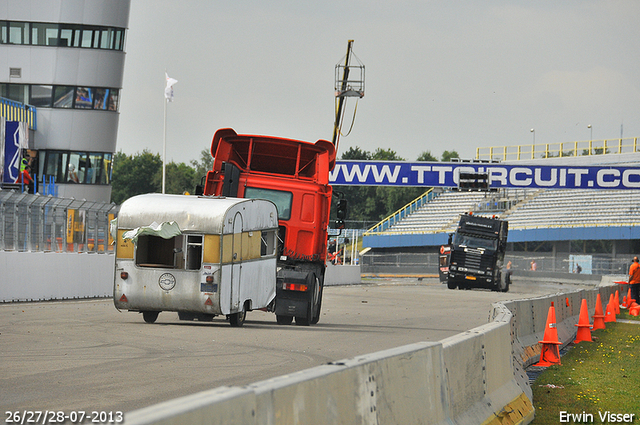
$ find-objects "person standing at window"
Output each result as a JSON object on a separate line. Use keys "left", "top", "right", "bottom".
{"left": 68, "top": 163, "right": 80, "bottom": 183}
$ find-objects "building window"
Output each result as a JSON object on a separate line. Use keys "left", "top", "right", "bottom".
{"left": 0, "top": 83, "right": 28, "bottom": 103}
{"left": 31, "top": 22, "right": 60, "bottom": 46}
{"left": 1, "top": 83, "right": 120, "bottom": 112}
{"left": 30, "top": 85, "right": 53, "bottom": 107}
{"left": 40, "top": 150, "right": 113, "bottom": 185}
{"left": 1, "top": 20, "right": 125, "bottom": 51}
{"left": 8, "top": 21, "right": 29, "bottom": 44}
{"left": 107, "top": 89, "right": 119, "bottom": 111}
{"left": 40, "top": 151, "right": 69, "bottom": 183}
{"left": 75, "top": 87, "right": 93, "bottom": 109}
{"left": 52, "top": 86, "right": 74, "bottom": 108}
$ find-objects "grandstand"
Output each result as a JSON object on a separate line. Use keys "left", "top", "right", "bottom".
{"left": 365, "top": 188, "right": 640, "bottom": 235}
{"left": 361, "top": 147, "right": 640, "bottom": 276}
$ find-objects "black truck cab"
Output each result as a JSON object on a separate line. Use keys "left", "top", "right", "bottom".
{"left": 440, "top": 213, "right": 509, "bottom": 292}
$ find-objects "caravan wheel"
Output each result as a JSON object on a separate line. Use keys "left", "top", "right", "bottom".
{"left": 142, "top": 311, "right": 159, "bottom": 324}
{"left": 229, "top": 309, "right": 246, "bottom": 327}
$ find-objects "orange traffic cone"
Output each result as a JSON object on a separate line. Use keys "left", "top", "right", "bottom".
{"left": 535, "top": 302, "right": 562, "bottom": 367}
{"left": 574, "top": 299, "right": 592, "bottom": 343}
{"left": 625, "top": 288, "right": 632, "bottom": 308}
{"left": 566, "top": 297, "right": 570, "bottom": 307}
{"left": 630, "top": 304, "right": 640, "bottom": 316}
{"left": 592, "top": 294, "right": 606, "bottom": 330}
{"left": 604, "top": 294, "right": 617, "bottom": 323}
{"left": 614, "top": 290, "right": 620, "bottom": 315}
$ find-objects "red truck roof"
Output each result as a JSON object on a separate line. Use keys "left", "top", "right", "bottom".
{"left": 210, "top": 128, "right": 336, "bottom": 181}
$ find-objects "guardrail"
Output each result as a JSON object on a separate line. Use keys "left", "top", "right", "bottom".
{"left": 364, "top": 188, "right": 436, "bottom": 236}
{"left": 476, "top": 138, "right": 639, "bottom": 162}
{"left": 122, "top": 279, "right": 619, "bottom": 425}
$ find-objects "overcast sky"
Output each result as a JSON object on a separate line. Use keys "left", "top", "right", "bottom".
{"left": 116, "top": 1, "right": 640, "bottom": 165}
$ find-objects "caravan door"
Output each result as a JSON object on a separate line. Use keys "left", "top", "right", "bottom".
{"left": 230, "top": 212, "right": 243, "bottom": 312}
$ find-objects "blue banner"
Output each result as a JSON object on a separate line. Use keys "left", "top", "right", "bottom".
{"left": 329, "top": 161, "right": 640, "bottom": 190}
{"left": 3, "top": 121, "right": 21, "bottom": 183}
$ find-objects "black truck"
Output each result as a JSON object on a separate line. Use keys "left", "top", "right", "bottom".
{"left": 439, "top": 212, "right": 509, "bottom": 292}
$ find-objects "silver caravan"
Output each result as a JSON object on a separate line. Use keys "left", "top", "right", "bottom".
{"left": 113, "top": 194, "right": 278, "bottom": 326}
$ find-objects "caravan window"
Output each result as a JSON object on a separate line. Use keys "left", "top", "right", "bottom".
{"left": 135, "top": 234, "right": 203, "bottom": 270}
{"left": 136, "top": 235, "right": 183, "bottom": 268}
{"left": 186, "top": 235, "right": 203, "bottom": 270}
{"left": 261, "top": 230, "right": 277, "bottom": 256}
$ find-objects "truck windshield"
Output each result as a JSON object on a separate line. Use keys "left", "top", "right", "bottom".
{"left": 244, "top": 187, "right": 293, "bottom": 220}
{"left": 454, "top": 233, "right": 497, "bottom": 250}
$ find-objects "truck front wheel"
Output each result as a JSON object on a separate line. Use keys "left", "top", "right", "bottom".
{"left": 495, "top": 273, "right": 509, "bottom": 293}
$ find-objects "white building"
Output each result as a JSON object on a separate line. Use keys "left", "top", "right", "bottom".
{"left": 1, "top": 0, "right": 131, "bottom": 202}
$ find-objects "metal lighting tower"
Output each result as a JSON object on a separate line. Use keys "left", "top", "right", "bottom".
{"left": 332, "top": 40, "right": 365, "bottom": 148}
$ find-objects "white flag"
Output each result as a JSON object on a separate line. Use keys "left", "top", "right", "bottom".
{"left": 165, "top": 72, "right": 178, "bottom": 101}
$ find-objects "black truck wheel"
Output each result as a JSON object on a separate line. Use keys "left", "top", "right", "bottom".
{"left": 310, "top": 276, "right": 323, "bottom": 325}
{"left": 296, "top": 274, "right": 320, "bottom": 326}
{"left": 276, "top": 315, "right": 293, "bottom": 325}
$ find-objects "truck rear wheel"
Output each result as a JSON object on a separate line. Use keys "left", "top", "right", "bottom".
{"left": 296, "top": 274, "right": 320, "bottom": 326}
{"left": 310, "top": 276, "right": 323, "bottom": 325}
{"left": 276, "top": 315, "right": 293, "bottom": 325}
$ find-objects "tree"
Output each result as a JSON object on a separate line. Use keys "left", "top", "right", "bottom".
{"left": 190, "top": 148, "right": 214, "bottom": 184}
{"left": 162, "top": 162, "right": 198, "bottom": 195}
{"left": 417, "top": 150, "right": 437, "bottom": 162}
{"left": 111, "top": 150, "right": 162, "bottom": 204}
{"left": 441, "top": 150, "right": 459, "bottom": 162}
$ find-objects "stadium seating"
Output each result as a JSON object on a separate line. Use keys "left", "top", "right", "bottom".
{"left": 379, "top": 189, "right": 640, "bottom": 234}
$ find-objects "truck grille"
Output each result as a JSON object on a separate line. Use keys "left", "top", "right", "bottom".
{"left": 451, "top": 249, "right": 493, "bottom": 272}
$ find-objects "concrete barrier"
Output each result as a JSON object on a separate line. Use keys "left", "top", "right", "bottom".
{"left": 1, "top": 254, "right": 357, "bottom": 303}
{"left": 324, "top": 263, "right": 361, "bottom": 286}
{"left": 0, "top": 251, "right": 114, "bottom": 302}
{"left": 122, "top": 282, "right": 620, "bottom": 425}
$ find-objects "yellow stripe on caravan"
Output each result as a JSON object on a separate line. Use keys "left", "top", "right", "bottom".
{"left": 242, "top": 230, "right": 262, "bottom": 261}
{"left": 203, "top": 234, "right": 220, "bottom": 263}
{"left": 218, "top": 231, "right": 262, "bottom": 264}
{"left": 221, "top": 234, "right": 234, "bottom": 263}
{"left": 116, "top": 229, "right": 134, "bottom": 259}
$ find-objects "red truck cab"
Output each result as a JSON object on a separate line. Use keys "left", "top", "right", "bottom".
{"left": 203, "top": 128, "right": 336, "bottom": 325}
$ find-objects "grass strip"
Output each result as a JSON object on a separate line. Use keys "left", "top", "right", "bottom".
{"left": 531, "top": 309, "right": 640, "bottom": 424}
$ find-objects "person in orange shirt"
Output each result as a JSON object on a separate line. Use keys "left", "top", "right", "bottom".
{"left": 628, "top": 256, "right": 640, "bottom": 305}
{"left": 15, "top": 165, "right": 34, "bottom": 193}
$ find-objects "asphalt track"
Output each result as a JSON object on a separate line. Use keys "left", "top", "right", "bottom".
{"left": 0, "top": 277, "right": 596, "bottom": 415}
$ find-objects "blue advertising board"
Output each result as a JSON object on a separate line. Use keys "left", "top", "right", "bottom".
{"left": 329, "top": 161, "right": 640, "bottom": 190}
{"left": 3, "top": 121, "right": 22, "bottom": 183}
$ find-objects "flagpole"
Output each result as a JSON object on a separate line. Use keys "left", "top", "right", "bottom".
{"left": 163, "top": 72, "right": 177, "bottom": 194}
{"left": 162, "top": 94, "right": 167, "bottom": 194}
